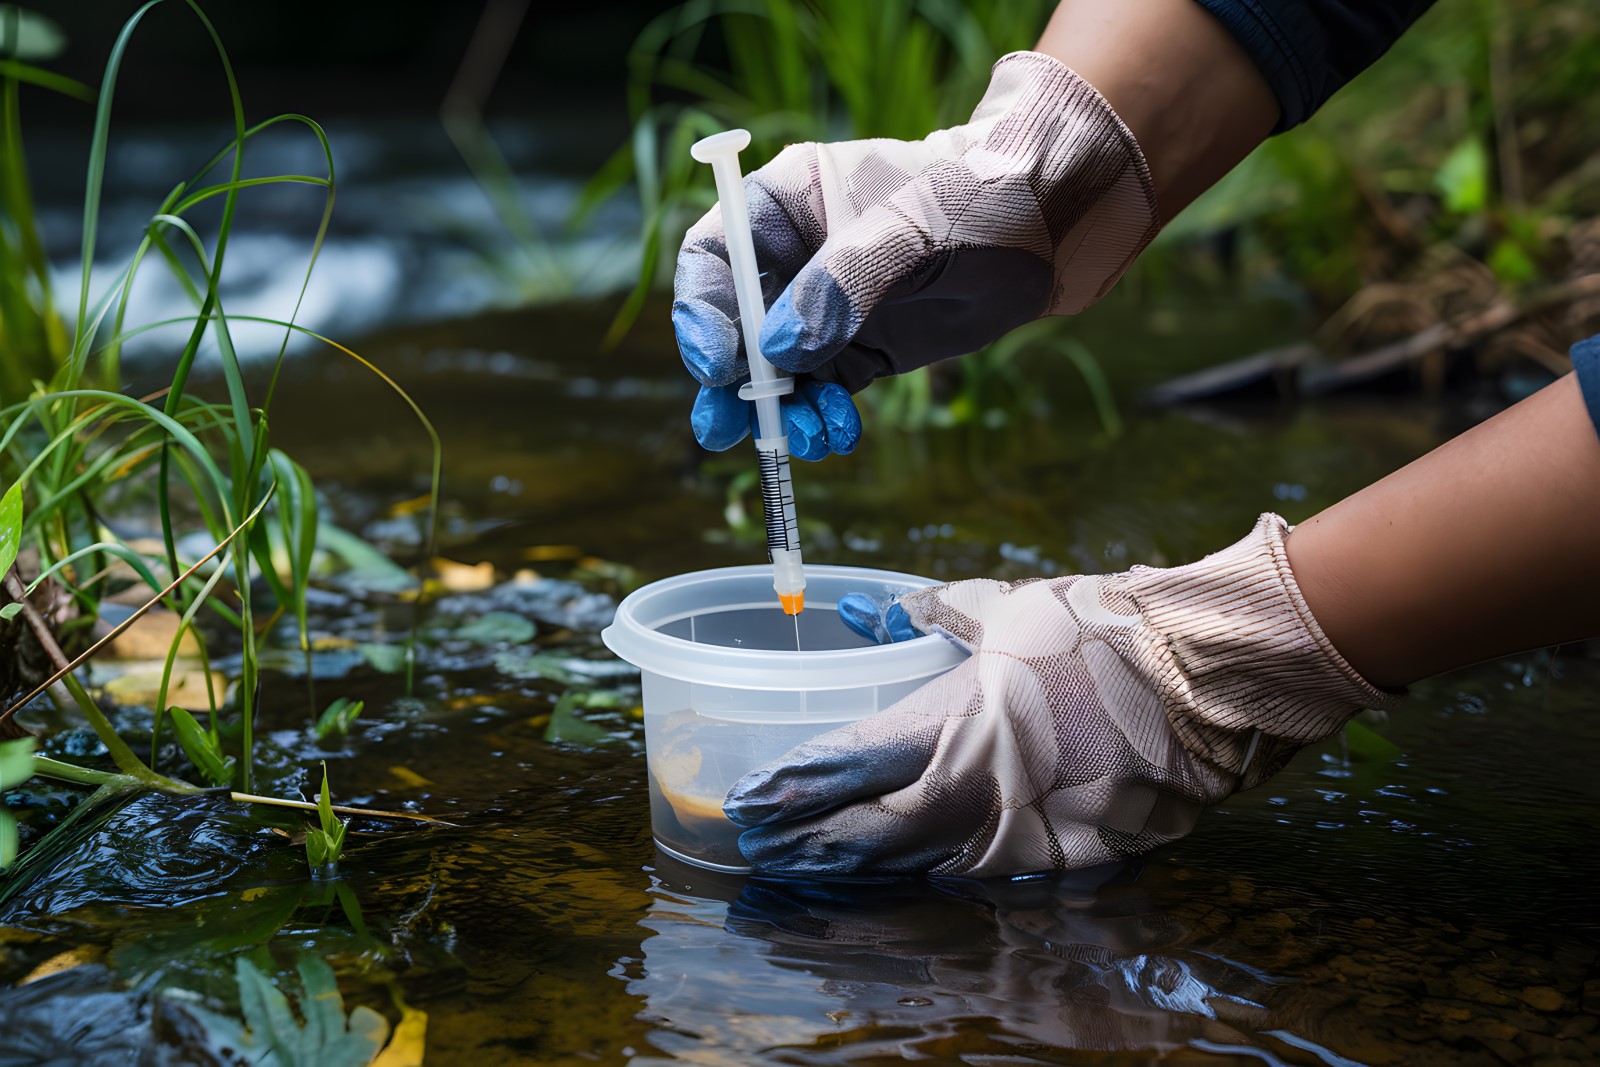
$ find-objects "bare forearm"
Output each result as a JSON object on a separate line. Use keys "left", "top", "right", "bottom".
{"left": 1034, "top": 0, "right": 1279, "bottom": 222}
{"left": 1288, "top": 374, "right": 1600, "bottom": 689}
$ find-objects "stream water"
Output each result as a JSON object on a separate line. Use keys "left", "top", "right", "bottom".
{"left": 1, "top": 298, "right": 1596, "bottom": 1065}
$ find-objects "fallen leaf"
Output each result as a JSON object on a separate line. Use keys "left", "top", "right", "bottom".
{"left": 370, "top": 1005, "right": 428, "bottom": 1067}
{"left": 20, "top": 945, "right": 102, "bottom": 985}
{"left": 389, "top": 765, "right": 433, "bottom": 789}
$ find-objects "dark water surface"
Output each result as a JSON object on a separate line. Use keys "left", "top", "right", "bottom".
{"left": 2, "top": 300, "right": 1596, "bottom": 1065}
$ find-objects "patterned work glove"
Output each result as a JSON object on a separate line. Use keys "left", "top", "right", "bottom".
{"left": 724, "top": 515, "right": 1401, "bottom": 877}
{"left": 674, "top": 50, "right": 1159, "bottom": 460}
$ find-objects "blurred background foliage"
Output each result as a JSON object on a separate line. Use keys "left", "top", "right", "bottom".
{"left": 589, "top": 0, "right": 1600, "bottom": 428}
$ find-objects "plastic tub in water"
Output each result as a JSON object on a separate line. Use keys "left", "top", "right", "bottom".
{"left": 602, "top": 565, "right": 967, "bottom": 872}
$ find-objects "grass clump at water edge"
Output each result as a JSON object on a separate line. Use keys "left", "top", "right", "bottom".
{"left": 0, "top": 1, "right": 441, "bottom": 887}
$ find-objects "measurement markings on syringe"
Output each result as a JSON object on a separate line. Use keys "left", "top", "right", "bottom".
{"left": 756, "top": 448, "right": 801, "bottom": 556}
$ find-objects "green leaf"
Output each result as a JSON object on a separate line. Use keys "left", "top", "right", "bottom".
{"left": 228, "top": 955, "right": 388, "bottom": 1067}
{"left": 313, "top": 698, "right": 364, "bottom": 741}
{"left": 305, "top": 831, "right": 330, "bottom": 871}
{"left": 0, "top": 603, "right": 19, "bottom": 622}
{"left": 0, "top": 480, "right": 23, "bottom": 580}
{"left": 0, "top": 736, "right": 36, "bottom": 789}
{"left": 317, "top": 761, "right": 338, "bottom": 836}
{"left": 1488, "top": 238, "right": 1538, "bottom": 286}
{"left": 544, "top": 692, "right": 619, "bottom": 748}
{"left": 236, "top": 957, "right": 306, "bottom": 1064}
{"left": 452, "top": 611, "right": 535, "bottom": 646}
{"left": 0, "top": 738, "right": 32, "bottom": 868}
{"left": 0, "top": 5, "right": 68, "bottom": 61}
{"left": 1434, "top": 137, "right": 1488, "bottom": 214}
{"left": 359, "top": 643, "right": 407, "bottom": 674}
{"left": 167, "top": 706, "right": 236, "bottom": 787}
{"left": 175, "top": 953, "right": 388, "bottom": 1066}
{"left": 1344, "top": 719, "right": 1403, "bottom": 762}
{"left": 319, "top": 524, "right": 415, "bottom": 592}
{"left": 0, "top": 811, "right": 16, "bottom": 870}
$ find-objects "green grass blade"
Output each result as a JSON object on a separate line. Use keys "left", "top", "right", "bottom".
{"left": 75, "top": 0, "right": 166, "bottom": 368}
{"left": 0, "top": 480, "right": 21, "bottom": 578}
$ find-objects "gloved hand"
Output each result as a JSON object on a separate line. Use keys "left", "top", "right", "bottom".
{"left": 724, "top": 515, "right": 1400, "bottom": 877}
{"left": 674, "top": 51, "right": 1159, "bottom": 459}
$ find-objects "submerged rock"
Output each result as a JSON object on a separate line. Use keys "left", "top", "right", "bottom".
{"left": 435, "top": 575, "right": 615, "bottom": 633}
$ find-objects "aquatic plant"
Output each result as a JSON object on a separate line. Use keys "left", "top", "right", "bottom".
{"left": 315, "top": 697, "right": 365, "bottom": 742}
{"left": 179, "top": 955, "right": 392, "bottom": 1067}
{"left": 0, "top": 3, "right": 440, "bottom": 821}
{"left": 304, "top": 762, "right": 349, "bottom": 875}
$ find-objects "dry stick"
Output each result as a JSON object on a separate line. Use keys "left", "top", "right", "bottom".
{"left": 1301, "top": 273, "right": 1600, "bottom": 396}
{"left": 0, "top": 568, "right": 49, "bottom": 740}
{"left": 227, "top": 791, "right": 457, "bottom": 826}
{"left": 1148, "top": 274, "right": 1600, "bottom": 405}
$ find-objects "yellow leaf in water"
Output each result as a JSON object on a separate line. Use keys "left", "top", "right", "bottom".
{"left": 240, "top": 887, "right": 271, "bottom": 902}
{"left": 102, "top": 668, "right": 223, "bottom": 710}
{"left": 389, "top": 765, "right": 434, "bottom": 789}
{"left": 429, "top": 558, "right": 495, "bottom": 592}
{"left": 105, "top": 610, "right": 203, "bottom": 660}
{"left": 387, "top": 493, "right": 435, "bottom": 517}
{"left": 310, "top": 635, "right": 357, "bottom": 651}
{"left": 371, "top": 1006, "right": 428, "bottom": 1067}
{"left": 521, "top": 544, "right": 584, "bottom": 562}
{"left": 20, "top": 945, "right": 101, "bottom": 985}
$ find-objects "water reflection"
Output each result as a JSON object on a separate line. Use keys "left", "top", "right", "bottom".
{"left": 627, "top": 851, "right": 1351, "bottom": 1064}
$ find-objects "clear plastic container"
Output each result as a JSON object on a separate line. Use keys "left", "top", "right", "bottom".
{"left": 602, "top": 565, "right": 967, "bottom": 872}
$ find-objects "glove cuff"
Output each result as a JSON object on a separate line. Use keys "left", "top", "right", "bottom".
{"left": 974, "top": 51, "right": 1161, "bottom": 314}
{"left": 1122, "top": 513, "right": 1402, "bottom": 783}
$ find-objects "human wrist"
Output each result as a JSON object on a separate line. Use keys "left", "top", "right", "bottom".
{"left": 1032, "top": 0, "right": 1278, "bottom": 221}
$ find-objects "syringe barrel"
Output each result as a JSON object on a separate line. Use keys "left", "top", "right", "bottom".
{"left": 754, "top": 433, "right": 802, "bottom": 557}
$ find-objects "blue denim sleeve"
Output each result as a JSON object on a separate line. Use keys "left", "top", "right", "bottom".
{"left": 1193, "top": 0, "right": 1438, "bottom": 131}
{"left": 1571, "top": 335, "right": 1600, "bottom": 443}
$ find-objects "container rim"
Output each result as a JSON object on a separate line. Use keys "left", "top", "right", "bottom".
{"left": 601, "top": 564, "right": 967, "bottom": 691}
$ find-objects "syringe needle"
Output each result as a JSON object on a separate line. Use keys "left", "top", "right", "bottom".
{"left": 691, "top": 129, "right": 807, "bottom": 616}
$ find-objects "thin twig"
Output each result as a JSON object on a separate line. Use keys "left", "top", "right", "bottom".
{"left": 1148, "top": 273, "right": 1600, "bottom": 405}
{"left": 1, "top": 567, "right": 57, "bottom": 740}
{"left": 3, "top": 568, "right": 69, "bottom": 675}
{"left": 228, "top": 791, "right": 457, "bottom": 826}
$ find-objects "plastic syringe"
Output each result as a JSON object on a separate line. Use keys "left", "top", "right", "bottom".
{"left": 690, "top": 129, "right": 806, "bottom": 616}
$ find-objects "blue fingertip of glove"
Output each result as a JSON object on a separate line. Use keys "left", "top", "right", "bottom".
{"left": 673, "top": 298, "right": 742, "bottom": 387}
{"left": 884, "top": 601, "right": 917, "bottom": 643}
{"left": 760, "top": 273, "right": 854, "bottom": 375}
{"left": 783, "top": 394, "right": 829, "bottom": 462}
{"left": 837, "top": 592, "right": 881, "bottom": 643}
{"left": 800, "top": 381, "right": 861, "bottom": 456}
{"left": 691, "top": 383, "right": 751, "bottom": 451}
{"left": 838, "top": 593, "right": 920, "bottom": 644}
